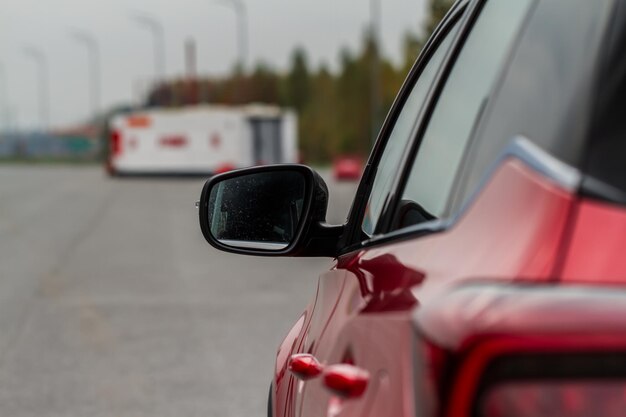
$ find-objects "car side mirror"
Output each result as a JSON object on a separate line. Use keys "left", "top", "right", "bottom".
{"left": 198, "top": 165, "right": 343, "bottom": 257}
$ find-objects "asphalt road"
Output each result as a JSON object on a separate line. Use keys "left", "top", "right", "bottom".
{"left": 0, "top": 165, "right": 358, "bottom": 417}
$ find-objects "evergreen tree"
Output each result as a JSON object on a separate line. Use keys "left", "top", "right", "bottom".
{"left": 300, "top": 65, "right": 337, "bottom": 162}
{"left": 285, "top": 48, "right": 311, "bottom": 112}
{"left": 247, "top": 63, "right": 281, "bottom": 104}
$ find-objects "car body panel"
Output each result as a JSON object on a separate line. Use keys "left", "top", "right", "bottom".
{"left": 361, "top": 156, "right": 574, "bottom": 302}
{"left": 416, "top": 285, "right": 626, "bottom": 352}
{"left": 279, "top": 150, "right": 577, "bottom": 417}
{"left": 274, "top": 268, "right": 347, "bottom": 417}
{"left": 422, "top": 285, "right": 626, "bottom": 417}
{"left": 561, "top": 199, "right": 626, "bottom": 283}
{"left": 275, "top": 311, "right": 307, "bottom": 417}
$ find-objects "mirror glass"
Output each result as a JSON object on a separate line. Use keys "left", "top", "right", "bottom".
{"left": 207, "top": 171, "right": 307, "bottom": 250}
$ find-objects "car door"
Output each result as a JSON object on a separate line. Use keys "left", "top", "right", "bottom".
{"left": 293, "top": 1, "right": 546, "bottom": 417}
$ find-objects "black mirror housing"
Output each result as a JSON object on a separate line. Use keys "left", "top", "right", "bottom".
{"left": 198, "top": 164, "right": 343, "bottom": 257}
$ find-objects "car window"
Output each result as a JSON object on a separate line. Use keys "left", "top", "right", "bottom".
{"left": 453, "top": 0, "right": 612, "bottom": 211}
{"left": 361, "top": 20, "right": 461, "bottom": 237}
{"left": 392, "top": 0, "right": 534, "bottom": 231}
{"left": 587, "top": 39, "right": 626, "bottom": 196}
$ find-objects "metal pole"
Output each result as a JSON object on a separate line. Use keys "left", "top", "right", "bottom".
{"left": 214, "top": 0, "right": 248, "bottom": 72}
{"left": 132, "top": 13, "right": 166, "bottom": 84}
{"left": 370, "top": 0, "right": 382, "bottom": 148}
{"left": 0, "top": 62, "right": 6, "bottom": 132}
{"left": 23, "top": 46, "right": 49, "bottom": 131}
{"left": 71, "top": 30, "right": 101, "bottom": 121}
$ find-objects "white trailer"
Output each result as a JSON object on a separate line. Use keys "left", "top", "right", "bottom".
{"left": 106, "top": 104, "right": 298, "bottom": 175}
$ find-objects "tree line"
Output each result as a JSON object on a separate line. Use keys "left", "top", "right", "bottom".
{"left": 146, "top": 0, "right": 453, "bottom": 163}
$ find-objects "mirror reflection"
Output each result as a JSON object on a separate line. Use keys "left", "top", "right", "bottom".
{"left": 208, "top": 171, "right": 306, "bottom": 250}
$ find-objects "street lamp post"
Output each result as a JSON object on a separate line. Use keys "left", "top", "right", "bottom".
{"left": 214, "top": 0, "right": 248, "bottom": 72}
{"left": 0, "top": 62, "right": 6, "bottom": 132}
{"left": 71, "top": 30, "right": 101, "bottom": 122}
{"left": 0, "top": 64, "right": 14, "bottom": 134}
{"left": 23, "top": 46, "right": 49, "bottom": 131}
{"left": 132, "top": 13, "right": 166, "bottom": 84}
{"left": 370, "top": 0, "right": 382, "bottom": 148}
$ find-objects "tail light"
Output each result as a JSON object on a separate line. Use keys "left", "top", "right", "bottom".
{"left": 481, "top": 380, "right": 626, "bottom": 417}
{"left": 446, "top": 334, "right": 626, "bottom": 417}
{"left": 110, "top": 130, "right": 122, "bottom": 156}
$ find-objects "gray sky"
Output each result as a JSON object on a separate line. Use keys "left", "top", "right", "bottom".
{"left": 0, "top": 0, "right": 428, "bottom": 130}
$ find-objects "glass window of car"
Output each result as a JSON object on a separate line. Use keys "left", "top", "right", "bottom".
{"left": 452, "top": 0, "right": 612, "bottom": 212}
{"left": 361, "top": 19, "right": 461, "bottom": 237}
{"left": 392, "top": 0, "right": 534, "bottom": 231}
{"left": 587, "top": 27, "right": 626, "bottom": 196}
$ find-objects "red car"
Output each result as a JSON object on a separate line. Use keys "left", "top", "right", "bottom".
{"left": 198, "top": 0, "right": 626, "bottom": 416}
{"left": 333, "top": 156, "right": 363, "bottom": 181}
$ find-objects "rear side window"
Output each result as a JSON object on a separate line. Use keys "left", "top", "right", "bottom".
{"left": 453, "top": 0, "right": 613, "bottom": 210}
{"left": 586, "top": 1, "right": 626, "bottom": 197}
{"left": 393, "top": 0, "right": 534, "bottom": 229}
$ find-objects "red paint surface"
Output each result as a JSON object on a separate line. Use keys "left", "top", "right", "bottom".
{"left": 415, "top": 284, "right": 626, "bottom": 351}
{"left": 275, "top": 158, "right": 578, "bottom": 417}
{"left": 159, "top": 135, "right": 188, "bottom": 148}
{"left": 110, "top": 130, "right": 122, "bottom": 156}
{"left": 561, "top": 199, "right": 626, "bottom": 283}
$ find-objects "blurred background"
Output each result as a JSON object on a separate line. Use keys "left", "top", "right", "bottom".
{"left": 0, "top": 0, "right": 451, "bottom": 164}
{"left": 0, "top": 1, "right": 452, "bottom": 416}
